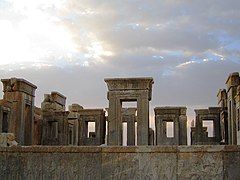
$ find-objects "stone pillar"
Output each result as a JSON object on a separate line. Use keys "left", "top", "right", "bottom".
{"left": 226, "top": 72, "right": 240, "bottom": 144}
{"left": 67, "top": 104, "right": 83, "bottom": 145}
{"left": 179, "top": 113, "right": 187, "bottom": 145}
{"left": 122, "top": 108, "right": 137, "bottom": 146}
{"left": 154, "top": 107, "right": 187, "bottom": 145}
{"left": 235, "top": 86, "right": 240, "bottom": 145}
{"left": 105, "top": 78, "right": 154, "bottom": 146}
{"left": 148, "top": 128, "right": 154, "bottom": 145}
{"left": 0, "top": 100, "right": 12, "bottom": 134}
{"left": 1, "top": 78, "right": 37, "bottom": 145}
{"left": 217, "top": 89, "right": 228, "bottom": 144}
{"left": 33, "top": 106, "right": 42, "bottom": 145}
{"left": 137, "top": 91, "right": 149, "bottom": 145}
{"left": 107, "top": 95, "right": 122, "bottom": 145}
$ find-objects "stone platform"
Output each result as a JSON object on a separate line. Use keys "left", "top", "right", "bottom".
{"left": 0, "top": 145, "right": 239, "bottom": 179}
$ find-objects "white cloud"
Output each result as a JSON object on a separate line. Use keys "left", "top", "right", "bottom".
{"left": 176, "top": 61, "right": 196, "bottom": 68}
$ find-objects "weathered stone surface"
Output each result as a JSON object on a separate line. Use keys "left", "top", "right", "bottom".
{"left": 0, "top": 146, "right": 238, "bottom": 180}
{"left": 178, "top": 146, "right": 224, "bottom": 180}
{"left": 223, "top": 146, "right": 240, "bottom": 180}
{"left": 0, "top": 133, "right": 17, "bottom": 147}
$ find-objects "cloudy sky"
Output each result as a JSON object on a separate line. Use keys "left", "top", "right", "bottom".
{"left": 0, "top": 0, "right": 240, "bottom": 138}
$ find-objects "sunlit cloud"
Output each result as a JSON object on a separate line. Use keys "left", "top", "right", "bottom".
{"left": 176, "top": 61, "right": 196, "bottom": 68}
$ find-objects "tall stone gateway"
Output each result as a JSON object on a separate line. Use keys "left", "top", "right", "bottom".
{"left": 226, "top": 72, "right": 240, "bottom": 144}
{"left": 191, "top": 107, "right": 221, "bottom": 145}
{"left": 1, "top": 78, "right": 37, "bottom": 145}
{"left": 105, "top": 77, "right": 154, "bottom": 146}
{"left": 78, "top": 109, "right": 106, "bottom": 146}
{"left": 154, "top": 107, "right": 187, "bottom": 145}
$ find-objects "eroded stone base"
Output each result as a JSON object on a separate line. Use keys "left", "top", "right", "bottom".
{"left": 0, "top": 145, "right": 239, "bottom": 179}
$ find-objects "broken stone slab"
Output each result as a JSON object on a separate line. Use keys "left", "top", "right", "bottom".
{"left": 0, "top": 133, "right": 18, "bottom": 147}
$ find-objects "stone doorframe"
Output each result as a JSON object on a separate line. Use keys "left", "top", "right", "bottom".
{"left": 105, "top": 77, "right": 154, "bottom": 146}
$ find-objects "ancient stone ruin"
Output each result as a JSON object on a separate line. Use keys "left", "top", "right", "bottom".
{"left": 154, "top": 106, "right": 187, "bottom": 145}
{"left": 105, "top": 77, "right": 154, "bottom": 145}
{"left": 0, "top": 73, "right": 240, "bottom": 179}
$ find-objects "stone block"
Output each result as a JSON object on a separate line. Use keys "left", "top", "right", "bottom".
{"left": 178, "top": 146, "right": 223, "bottom": 180}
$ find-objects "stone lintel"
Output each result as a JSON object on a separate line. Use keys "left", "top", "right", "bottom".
{"left": 225, "top": 72, "right": 240, "bottom": 91}
{"left": 1, "top": 78, "right": 37, "bottom": 96}
{"left": 79, "top": 109, "right": 105, "bottom": 116}
{"left": 195, "top": 107, "right": 221, "bottom": 115}
{"left": 154, "top": 106, "right": 187, "bottom": 115}
{"left": 104, "top": 77, "right": 154, "bottom": 100}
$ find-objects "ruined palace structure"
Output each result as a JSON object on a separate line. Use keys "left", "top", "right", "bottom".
{"left": 1, "top": 73, "right": 240, "bottom": 147}
{"left": 1, "top": 74, "right": 240, "bottom": 179}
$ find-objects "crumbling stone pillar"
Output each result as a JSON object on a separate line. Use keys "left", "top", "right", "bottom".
{"left": 235, "top": 86, "right": 240, "bottom": 145}
{"left": 78, "top": 109, "right": 106, "bottom": 146}
{"left": 41, "top": 92, "right": 69, "bottom": 145}
{"left": 67, "top": 104, "right": 83, "bottom": 145}
{"left": 217, "top": 89, "right": 228, "bottom": 144}
{"left": 226, "top": 72, "right": 240, "bottom": 145}
{"left": 154, "top": 107, "right": 187, "bottom": 145}
{"left": 148, "top": 128, "right": 154, "bottom": 145}
{"left": 33, "top": 107, "right": 42, "bottom": 145}
{"left": 1, "top": 78, "right": 37, "bottom": 145}
{"left": 0, "top": 100, "right": 12, "bottom": 134}
{"left": 0, "top": 133, "right": 17, "bottom": 147}
{"left": 105, "top": 78, "right": 153, "bottom": 146}
{"left": 191, "top": 107, "right": 221, "bottom": 145}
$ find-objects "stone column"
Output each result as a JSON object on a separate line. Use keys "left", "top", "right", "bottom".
{"left": 235, "top": 86, "right": 240, "bottom": 145}
{"left": 137, "top": 91, "right": 149, "bottom": 145}
{"left": 217, "top": 89, "right": 228, "bottom": 144}
{"left": 226, "top": 72, "right": 240, "bottom": 144}
{"left": 179, "top": 115, "right": 187, "bottom": 145}
{"left": 107, "top": 94, "right": 122, "bottom": 145}
{"left": 127, "top": 116, "right": 135, "bottom": 145}
{"left": 122, "top": 108, "right": 137, "bottom": 146}
{"left": 148, "top": 128, "right": 154, "bottom": 145}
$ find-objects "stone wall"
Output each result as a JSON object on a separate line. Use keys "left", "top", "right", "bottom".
{"left": 0, "top": 146, "right": 239, "bottom": 179}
